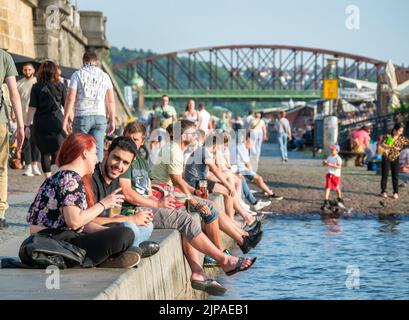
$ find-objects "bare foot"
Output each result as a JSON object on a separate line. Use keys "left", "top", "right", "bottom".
{"left": 392, "top": 193, "right": 399, "bottom": 200}
{"left": 381, "top": 192, "right": 388, "bottom": 199}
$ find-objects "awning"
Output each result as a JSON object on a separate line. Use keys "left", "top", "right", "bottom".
{"left": 10, "top": 52, "right": 77, "bottom": 80}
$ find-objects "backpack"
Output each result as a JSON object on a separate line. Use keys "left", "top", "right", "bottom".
{"left": 17, "top": 233, "right": 93, "bottom": 269}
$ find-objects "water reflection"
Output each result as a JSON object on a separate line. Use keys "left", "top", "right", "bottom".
{"left": 321, "top": 213, "right": 342, "bottom": 236}
{"left": 378, "top": 215, "right": 400, "bottom": 235}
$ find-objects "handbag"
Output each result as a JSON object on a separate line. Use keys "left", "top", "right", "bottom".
{"left": 18, "top": 232, "right": 93, "bottom": 269}
{"left": 9, "top": 149, "right": 23, "bottom": 170}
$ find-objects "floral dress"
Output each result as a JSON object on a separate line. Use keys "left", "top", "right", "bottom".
{"left": 27, "top": 170, "right": 87, "bottom": 230}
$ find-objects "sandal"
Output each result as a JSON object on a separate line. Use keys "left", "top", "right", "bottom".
{"left": 392, "top": 193, "right": 399, "bottom": 200}
{"left": 381, "top": 193, "right": 388, "bottom": 199}
{"left": 225, "top": 257, "right": 257, "bottom": 276}
{"left": 191, "top": 279, "right": 227, "bottom": 296}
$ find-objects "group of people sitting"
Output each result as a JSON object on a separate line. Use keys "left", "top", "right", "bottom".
{"left": 18, "top": 119, "right": 283, "bottom": 296}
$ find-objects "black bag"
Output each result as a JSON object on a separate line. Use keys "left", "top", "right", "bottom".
{"left": 18, "top": 233, "right": 93, "bottom": 269}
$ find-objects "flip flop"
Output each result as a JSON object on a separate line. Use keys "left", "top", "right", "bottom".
{"left": 191, "top": 279, "right": 227, "bottom": 296}
{"left": 225, "top": 257, "right": 257, "bottom": 276}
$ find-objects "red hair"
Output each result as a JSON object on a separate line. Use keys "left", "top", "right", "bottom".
{"left": 57, "top": 133, "right": 97, "bottom": 208}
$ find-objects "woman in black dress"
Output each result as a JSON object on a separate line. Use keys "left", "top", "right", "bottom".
{"left": 25, "top": 61, "right": 66, "bottom": 178}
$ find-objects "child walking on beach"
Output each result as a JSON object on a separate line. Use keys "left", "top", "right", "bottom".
{"left": 321, "top": 145, "right": 344, "bottom": 211}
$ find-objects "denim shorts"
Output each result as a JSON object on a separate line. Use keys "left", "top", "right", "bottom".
{"left": 189, "top": 196, "right": 219, "bottom": 224}
{"left": 240, "top": 168, "right": 257, "bottom": 182}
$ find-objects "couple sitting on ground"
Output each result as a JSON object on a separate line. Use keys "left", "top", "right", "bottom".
{"left": 20, "top": 121, "right": 259, "bottom": 296}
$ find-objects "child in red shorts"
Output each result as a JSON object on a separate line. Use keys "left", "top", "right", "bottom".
{"left": 321, "top": 144, "right": 344, "bottom": 210}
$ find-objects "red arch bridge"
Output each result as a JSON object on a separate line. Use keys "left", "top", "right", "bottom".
{"left": 112, "top": 44, "right": 390, "bottom": 101}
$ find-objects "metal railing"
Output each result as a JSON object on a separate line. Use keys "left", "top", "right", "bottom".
{"left": 143, "top": 89, "right": 322, "bottom": 99}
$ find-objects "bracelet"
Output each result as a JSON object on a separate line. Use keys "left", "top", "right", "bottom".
{"left": 98, "top": 201, "right": 106, "bottom": 212}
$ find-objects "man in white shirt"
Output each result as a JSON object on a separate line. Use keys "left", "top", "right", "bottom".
{"left": 17, "top": 63, "right": 41, "bottom": 176}
{"left": 63, "top": 52, "right": 116, "bottom": 161}
{"left": 274, "top": 111, "right": 292, "bottom": 163}
{"left": 198, "top": 102, "right": 212, "bottom": 134}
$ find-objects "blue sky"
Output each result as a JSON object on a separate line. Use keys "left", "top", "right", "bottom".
{"left": 76, "top": 0, "right": 409, "bottom": 65}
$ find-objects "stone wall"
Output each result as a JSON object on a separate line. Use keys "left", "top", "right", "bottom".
{"left": 0, "top": 0, "right": 37, "bottom": 57}
{"left": 1, "top": 0, "right": 133, "bottom": 123}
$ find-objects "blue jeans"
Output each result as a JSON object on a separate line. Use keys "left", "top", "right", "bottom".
{"left": 189, "top": 196, "right": 219, "bottom": 224}
{"left": 242, "top": 179, "right": 257, "bottom": 205}
{"left": 73, "top": 115, "right": 107, "bottom": 161}
{"left": 122, "top": 221, "right": 154, "bottom": 247}
{"left": 278, "top": 132, "right": 288, "bottom": 160}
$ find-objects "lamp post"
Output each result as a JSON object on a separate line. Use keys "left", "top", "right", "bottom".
{"left": 132, "top": 72, "right": 145, "bottom": 112}
{"left": 322, "top": 58, "right": 339, "bottom": 156}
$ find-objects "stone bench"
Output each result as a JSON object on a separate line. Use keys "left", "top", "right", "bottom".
{"left": 0, "top": 193, "right": 231, "bottom": 300}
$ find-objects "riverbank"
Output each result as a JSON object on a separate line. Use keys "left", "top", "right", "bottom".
{"left": 257, "top": 144, "right": 408, "bottom": 215}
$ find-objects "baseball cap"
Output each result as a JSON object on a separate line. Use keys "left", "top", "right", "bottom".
{"left": 330, "top": 144, "right": 340, "bottom": 152}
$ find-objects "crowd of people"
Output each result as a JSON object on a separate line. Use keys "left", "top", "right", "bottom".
{"left": 2, "top": 47, "right": 407, "bottom": 296}
{"left": 0, "top": 49, "right": 287, "bottom": 296}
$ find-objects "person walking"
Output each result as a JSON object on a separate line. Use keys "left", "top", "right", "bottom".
{"left": 17, "top": 63, "right": 41, "bottom": 176}
{"left": 62, "top": 52, "right": 116, "bottom": 162}
{"left": 198, "top": 102, "right": 212, "bottom": 134}
{"left": 275, "top": 111, "right": 292, "bottom": 163}
{"left": 380, "top": 123, "right": 409, "bottom": 200}
{"left": 0, "top": 49, "right": 25, "bottom": 229}
{"left": 25, "top": 61, "right": 66, "bottom": 179}
{"left": 248, "top": 112, "right": 267, "bottom": 167}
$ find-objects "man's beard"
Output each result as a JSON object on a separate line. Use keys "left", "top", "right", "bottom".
{"left": 104, "top": 161, "right": 118, "bottom": 181}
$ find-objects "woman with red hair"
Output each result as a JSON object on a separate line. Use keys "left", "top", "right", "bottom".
{"left": 21, "top": 133, "right": 141, "bottom": 268}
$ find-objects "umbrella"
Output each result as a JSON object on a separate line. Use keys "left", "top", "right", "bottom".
{"left": 398, "top": 80, "right": 409, "bottom": 98}
{"left": 385, "top": 60, "right": 400, "bottom": 109}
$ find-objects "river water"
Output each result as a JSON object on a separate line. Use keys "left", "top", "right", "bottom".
{"left": 210, "top": 214, "right": 409, "bottom": 300}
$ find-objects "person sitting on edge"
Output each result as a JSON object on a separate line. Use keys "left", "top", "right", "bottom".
{"left": 321, "top": 144, "right": 344, "bottom": 211}
{"left": 118, "top": 121, "right": 257, "bottom": 295}
{"left": 214, "top": 132, "right": 271, "bottom": 215}
{"left": 231, "top": 126, "right": 284, "bottom": 200}
{"left": 24, "top": 133, "right": 142, "bottom": 268}
{"left": 183, "top": 129, "right": 261, "bottom": 231}
{"left": 149, "top": 120, "right": 263, "bottom": 264}
{"left": 85, "top": 136, "right": 159, "bottom": 259}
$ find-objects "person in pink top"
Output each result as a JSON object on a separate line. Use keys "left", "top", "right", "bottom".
{"left": 352, "top": 125, "right": 371, "bottom": 166}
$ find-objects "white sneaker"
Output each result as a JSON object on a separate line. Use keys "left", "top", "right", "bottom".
{"left": 250, "top": 189, "right": 258, "bottom": 194}
{"left": 22, "top": 166, "right": 34, "bottom": 177}
{"left": 248, "top": 210, "right": 258, "bottom": 216}
{"left": 32, "top": 165, "right": 42, "bottom": 176}
{"left": 254, "top": 200, "right": 271, "bottom": 211}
